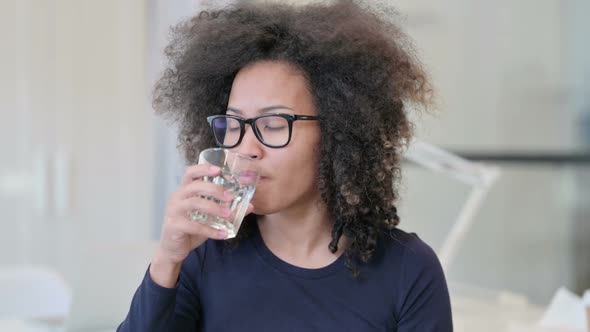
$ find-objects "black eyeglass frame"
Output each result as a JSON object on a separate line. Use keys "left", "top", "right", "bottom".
{"left": 206, "top": 113, "right": 319, "bottom": 148}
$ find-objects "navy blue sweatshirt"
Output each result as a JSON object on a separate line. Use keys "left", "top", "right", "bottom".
{"left": 118, "top": 222, "right": 453, "bottom": 331}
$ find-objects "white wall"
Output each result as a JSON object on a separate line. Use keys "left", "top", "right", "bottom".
{"left": 0, "top": 0, "right": 154, "bottom": 292}
{"left": 149, "top": 0, "right": 197, "bottom": 239}
{"left": 394, "top": 0, "right": 581, "bottom": 304}
{"left": 564, "top": 0, "right": 590, "bottom": 295}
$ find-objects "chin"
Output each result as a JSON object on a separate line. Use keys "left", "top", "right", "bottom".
{"left": 251, "top": 205, "right": 272, "bottom": 216}
{"left": 250, "top": 188, "right": 289, "bottom": 215}
{"left": 250, "top": 198, "right": 279, "bottom": 216}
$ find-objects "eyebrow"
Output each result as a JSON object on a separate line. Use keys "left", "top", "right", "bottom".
{"left": 226, "top": 105, "right": 293, "bottom": 115}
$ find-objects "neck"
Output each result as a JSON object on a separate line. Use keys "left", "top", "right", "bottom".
{"left": 257, "top": 192, "right": 348, "bottom": 262}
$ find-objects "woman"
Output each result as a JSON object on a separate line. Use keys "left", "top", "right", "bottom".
{"left": 119, "top": 1, "right": 452, "bottom": 331}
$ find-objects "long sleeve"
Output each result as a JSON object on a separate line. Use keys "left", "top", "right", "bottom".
{"left": 396, "top": 235, "right": 454, "bottom": 331}
{"left": 117, "top": 250, "right": 203, "bottom": 332}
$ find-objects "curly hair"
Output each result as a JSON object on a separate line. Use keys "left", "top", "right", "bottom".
{"left": 154, "top": 0, "right": 433, "bottom": 276}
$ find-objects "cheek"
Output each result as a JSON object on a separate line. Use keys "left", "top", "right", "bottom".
{"left": 252, "top": 128, "right": 321, "bottom": 206}
{"left": 274, "top": 147, "right": 319, "bottom": 192}
{"left": 256, "top": 149, "right": 318, "bottom": 197}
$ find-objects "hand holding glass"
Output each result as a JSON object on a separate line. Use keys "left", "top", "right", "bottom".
{"left": 191, "top": 148, "right": 258, "bottom": 239}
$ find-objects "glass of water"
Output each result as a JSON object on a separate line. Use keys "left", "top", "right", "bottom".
{"left": 191, "top": 148, "right": 259, "bottom": 239}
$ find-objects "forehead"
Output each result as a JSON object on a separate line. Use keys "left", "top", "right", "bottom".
{"left": 227, "top": 61, "right": 313, "bottom": 115}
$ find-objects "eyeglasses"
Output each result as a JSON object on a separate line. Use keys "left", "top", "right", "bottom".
{"left": 207, "top": 113, "right": 319, "bottom": 148}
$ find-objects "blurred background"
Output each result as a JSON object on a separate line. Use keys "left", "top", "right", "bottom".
{"left": 0, "top": 0, "right": 588, "bottom": 331}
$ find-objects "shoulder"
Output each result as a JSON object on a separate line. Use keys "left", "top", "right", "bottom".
{"left": 373, "top": 228, "right": 448, "bottom": 299}
{"left": 180, "top": 239, "right": 225, "bottom": 276}
{"left": 186, "top": 236, "right": 257, "bottom": 274}
{"left": 376, "top": 227, "right": 441, "bottom": 273}
{"left": 378, "top": 229, "right": 452, "bottom": 326}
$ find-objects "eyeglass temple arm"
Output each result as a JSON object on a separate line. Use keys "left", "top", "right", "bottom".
{"left": 293, "top": 115, "right": 319, "bottom": 120}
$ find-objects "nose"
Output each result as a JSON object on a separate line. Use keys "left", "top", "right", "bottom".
{"left": 235, "top": 124, "right": 263, "bottom": 159}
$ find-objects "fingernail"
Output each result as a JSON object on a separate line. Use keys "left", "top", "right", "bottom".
{"left": 218, "top": 231, "right": 227, "bottom": 239}
{"left": 209, "top": 166, "right": 220, "bottom": 173}
{"left": 223, "top": 208, "right": 231, "bottom": 217}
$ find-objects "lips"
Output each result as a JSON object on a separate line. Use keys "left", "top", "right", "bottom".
{"left": 237, "top": 170, "right": 269, "bottom": 185}
{"left": 240, "top": 170, "right": 258, "bottom": 178}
